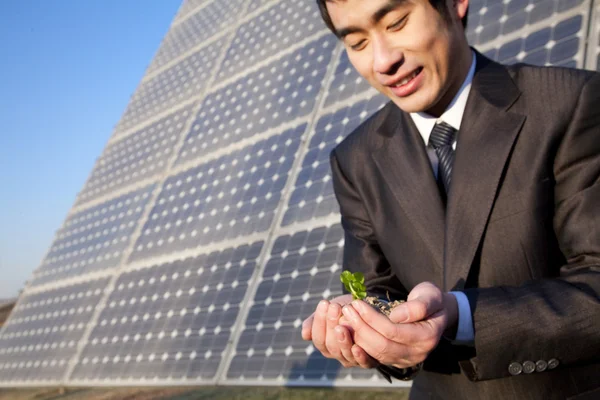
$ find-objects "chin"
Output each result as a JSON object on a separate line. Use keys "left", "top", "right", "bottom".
{"left": 391, "top": 97, "right": 433, "bottom": 114}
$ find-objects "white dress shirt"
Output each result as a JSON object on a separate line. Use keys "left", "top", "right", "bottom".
{"left": 408, "top": 51, "right": 476, "bottom": 344}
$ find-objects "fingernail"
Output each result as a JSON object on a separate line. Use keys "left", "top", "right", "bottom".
{"left": 342, "top": 305, "right": 356, "bottom": 319}
{"left": 318, "top": 300, "right": 328, "bottom": 312}
{"left": 352, "top": 300, "right": 366, "bottom": 315}
{"left": 392, "top": 305, "right": 409, "bottom": 323}
{"left": 328, "top": 304, "right": 339, "bottom": 320}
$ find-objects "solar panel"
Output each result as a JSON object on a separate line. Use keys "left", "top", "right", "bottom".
{"left": 30, "top": 185, "right": 155, "bottom": 288}
{"left": 76, "top": 105, "right": 194, "bottom": 206}
{"left": 1, "top": 0, "right": 597, "bottom": 389}
{"left": 113, "top": 37, "right": 225, "bottom": 139}
{"left": 149, "top": 0, "right": 246, "bottom": 74}
{"left": 281, "top": 96, "right": 387, "bottom": 228}
{"left": 70, "top": 241, "right": 263, "bottom": 383}
{"left": 130, "top": 125, "right": 304, "bottom": 262}
{"left": 176, "top": 34, "right": 335, "bottom": 164}
{"left": 0, "top": 279, "right": 109, "bottom": 384}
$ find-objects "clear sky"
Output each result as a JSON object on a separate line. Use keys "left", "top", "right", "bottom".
{"left": 0, "top": 1, "right": 181, "bottom": 299}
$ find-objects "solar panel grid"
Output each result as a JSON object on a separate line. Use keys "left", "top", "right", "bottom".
{"left": 482, "top": 13, "right": 586, "bottom": 67}
{"left": 113, "top": 38, "right": 225, "bottom": 138}
{"left": 0, "top": 279, "right": 109, "bottom": 383}
{"left": 76, "top": 105, "right": 195, "bottom": 206}
{"left": 129, "top": 124, "right": 304, "bottom": 262}
{"left": 149, "top": 0, "right": 245, "bottom": 74}
{"left": 176, "top": 34, "right": 336, "bottom": 164}
{"left": 247, "top": 0, "right": 278, "bottom": 12}
{"left": 70, "top": 241, "right": 263, "bottom": 382}
{"left": 466, "top": 0, "right": 586, "bottom": 46}
{"left": 30, "top": 185, "right": 156, "bottom": 287}
{"left": 216, "top": 0, "right": 326, "bottom": 81}
{"left": 173, "top": 0, "right": 211, "bottom": 23}
{"left": 281, "top": 96, "right": 388, "bottom": 228}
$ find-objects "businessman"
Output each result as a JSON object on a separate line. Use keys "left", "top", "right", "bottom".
{"left": 302, "top": 0, "right": 600, "bottom": 398}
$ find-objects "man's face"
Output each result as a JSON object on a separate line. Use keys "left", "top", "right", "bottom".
{"left": 327, "top": 0, "right": 470, "bottom": 116}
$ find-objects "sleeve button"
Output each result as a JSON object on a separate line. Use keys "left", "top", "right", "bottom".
{"left": 522, "top": 361, "right": 536, "bottom": 374}
{"left": 508, "top": 362, "right": 523, "bottom": 376}
{"left": 535, "top": 360, "right": 548, "bottom": 372}
{"left": 548, "top": 358, "right": 559, "bottom": 370}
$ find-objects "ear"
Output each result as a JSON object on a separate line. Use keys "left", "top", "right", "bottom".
{"left": 453, "top": 0, "right": 469, "bottom": 20}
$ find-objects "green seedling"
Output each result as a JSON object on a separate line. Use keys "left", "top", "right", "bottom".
{"left": 340, "top": 270, "right": 367, "bottom": 300}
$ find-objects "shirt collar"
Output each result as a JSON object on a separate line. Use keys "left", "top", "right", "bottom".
{"left": 410, "top": 50, "right": 476, "bottom": 145}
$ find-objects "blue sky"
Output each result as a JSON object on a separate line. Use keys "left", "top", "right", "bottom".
{"left": 0, "top": 1, "right": 181, "bottom": 299}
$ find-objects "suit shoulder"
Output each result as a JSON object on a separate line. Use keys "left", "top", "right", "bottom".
{"left": 506, "top": 63, "right": 597, "bottom": 94}
{"left": 332, "top": 100, "right": 395, "bottom": 161}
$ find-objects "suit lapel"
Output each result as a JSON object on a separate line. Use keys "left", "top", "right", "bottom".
{"left": 443, "top": 54, "right": 526, "bottom": 291}
{"left": 371, "top": 105, "right": 445, "bottom": 271}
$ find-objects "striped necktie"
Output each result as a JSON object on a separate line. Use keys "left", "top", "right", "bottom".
{"left": 428, "top": 121, "right": 457, "bottom": 196}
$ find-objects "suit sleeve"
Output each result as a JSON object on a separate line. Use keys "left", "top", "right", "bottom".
{"left": 462, "top": 73, "right": 600, "bottom": 381}
{"left": 330, "top": 148, "right": 407, "bottom": 300}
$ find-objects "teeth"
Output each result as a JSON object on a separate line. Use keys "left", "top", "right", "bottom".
{"left": 394, "top": 69, "right": 419, "bottom": 87}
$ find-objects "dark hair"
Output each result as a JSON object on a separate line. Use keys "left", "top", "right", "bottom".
{"left": 316, "top": 0, "right": 469, "bottom": 35}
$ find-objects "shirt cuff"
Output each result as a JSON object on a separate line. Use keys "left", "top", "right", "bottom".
{"left": 449, "top": 291, "right": 474, "bottom": 345}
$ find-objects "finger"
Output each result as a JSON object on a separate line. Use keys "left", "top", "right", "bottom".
{"left": 350, "top": 299, "right": 441, "bottom": 348}
{"left": 311, "top": 300, "right": 331, "bottom": 357}
{"left": 335, "top": 326, "right": 359, "bottom": 367}
{"left": 390, "top": 282, "right": 443, "bottom": 324}
{"left": 351, "top": 344, "right": 379, "bottom": 369}
{"left": 325, "top": 303, "right": 344, "bottom": 358}
{"left": 301, "top": 313, "right": 315, "bottom": 341}
{"left": 350, "top": 300, "right": 408, "bottom": 343}
{"left": 342, "top": 303, "right": 411, "bottom": 365}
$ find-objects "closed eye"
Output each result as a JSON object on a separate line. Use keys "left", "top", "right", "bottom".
{"left": 388, "top": 15, "right": 408, "bottom": 31}
{"left": 350, "top": 39, "right": 367, "bottom": 51}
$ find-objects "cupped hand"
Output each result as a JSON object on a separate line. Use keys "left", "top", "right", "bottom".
{"left": 301, "top": 294, "right": 379, "bottom": 369}
{"left": 340, "top": 282, "right": 458, "bottom": 368}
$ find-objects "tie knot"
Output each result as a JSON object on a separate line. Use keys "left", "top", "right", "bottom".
{"left": 428, "top": 121, "right": 456, "bottom": 149}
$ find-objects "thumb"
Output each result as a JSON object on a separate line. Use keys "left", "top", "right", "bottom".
{"left": 389, "top": 282, "right": 443, "bottom": 323}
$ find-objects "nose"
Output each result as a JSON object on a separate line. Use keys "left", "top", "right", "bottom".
{"left": 372, "top": 35, "right": 403, "bottom": 75}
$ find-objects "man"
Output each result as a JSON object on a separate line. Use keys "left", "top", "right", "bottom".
{"left": 301, "top": 0, "right": 600, "bottom": 399}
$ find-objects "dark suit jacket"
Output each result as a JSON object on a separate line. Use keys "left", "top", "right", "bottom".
{"left": 330, "top": 52, "right": 600, "bottom": 399}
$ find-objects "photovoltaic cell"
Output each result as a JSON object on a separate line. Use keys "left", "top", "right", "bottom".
{"left": 216, "top": 0, "right": 326, "bottom": 81}
{"left": 247, "top": 0, "right": 278, "bottom": 12}
{"left": 173, "top": 0, "right": 210, "bottom": 22}
{"left": 70, "top": 242, "right": 262, "bottom": 382}
{"left": 114, "top": 38, "right": 224, "bottom": 137}
{"left": 282, "top": 96, "right": 387, "bottom": 227}
{"left": 76, "top": 105, "right": 194, "bottom": 206}
{"left": 130, "top": 125, "right": 304, "bottom": 262}
{"left": 466, "top": 0, "right": 586, "bottom": 46}
{"left": 176, "top": 35, "right": 336, "bottom": 164}
{"left": 149, "top": 0, "right": 246, "bottom": 73}
{"left": 30, "top": 185, "right": 155, "bottom": 287}
{"left": 482, "top": 14, "right": 585, "bottom": 67}
{"left": 0, "top": 279, "right": 108, "bottom": 383}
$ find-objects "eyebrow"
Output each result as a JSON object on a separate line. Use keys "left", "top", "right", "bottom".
{"left": 335, "top": 0, "right": 409, "bottom": 39}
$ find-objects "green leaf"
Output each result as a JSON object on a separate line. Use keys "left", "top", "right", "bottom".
{"left": 353, "top": 272, "right": 365, "bottom": 284}
{"left": 340, "top": 270, "right": 367, "bottom": 299}
{"left": 340, "top": 270, "right": 352, "bottom": 285}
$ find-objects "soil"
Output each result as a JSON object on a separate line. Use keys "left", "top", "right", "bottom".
{"left": 364, "top": 296, "right": 404, "bottom": 316}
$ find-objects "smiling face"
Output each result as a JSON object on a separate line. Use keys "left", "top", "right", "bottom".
{"left": 326, "top": 0, "right": 471, "bottom": 117}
